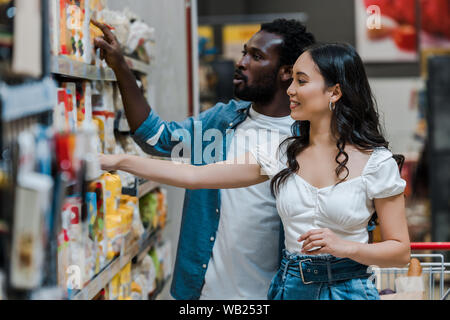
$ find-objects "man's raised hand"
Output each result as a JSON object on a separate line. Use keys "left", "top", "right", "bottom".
{"left": 91, "top": 19, "right": 126, "bottom": 71}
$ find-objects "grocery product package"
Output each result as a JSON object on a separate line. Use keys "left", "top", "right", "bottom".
{"left": 107, "top": 273, "right": 120, "bottom": 300}
{"left": 127, "top": 196, "right": 145, "bottom": 242}
{"left": 54, "top": 131, "right": 78, "bottom": 181}
{"left": 55, "top": 88, "right": 70, "bottom": 132}
{"left": 139, "top": 191, "right": 158, "bottom": 231}
{"left": 119, "top": 262, "right": 132, "bottom": 300}
{"left": 97, "top": 9, "right": 130, "bottom": 48}
{"left": 126, "top": 20, "right": 155, "bottom": 63}
{"left": 130, "top": 254, "right": 158, "bottom": 300}
{"left": 57, "top": 196, "right": 83, "bottom": 297}
{"left": 148, "top": 248, "right": 162, "bottom": 297}
{"left": 88, "top": 179, "right": 107, "bottom": 273}
{"left": 84, "top": 192, "right": 98, "bottom": 282}
{"left": 73, "top": 81, "right": 103, "bottom": 181}
{"left": 118, "top": 195, "right": 135, "bottom": 238}
{"left": 157, "top": 189, "right": 168, "bottom": 229}
{"left": 379, "top": 258, "right": 425, "bottom": 300}
{"left": 12, "top": 0, "right": 42, "bottom": 77}
{"left": 49, "top": 0, "right": 60, "bottom": 56}
{"left": 62, "top": 82, "right": 77, "bottom": 132}
{"left": 155, "top": 241, "right": 172, "bottom": 281}
{"left": 57, "top": 195, "right": 91, "bottom": 297}
{"left": 102, "top": 172, "right": 123, "bottom": 261}
{"left": 10, "top": 172, "right": 53, "bottom": 290}
{"left": 102, "top": 82, "right": 116, "bottom": 154}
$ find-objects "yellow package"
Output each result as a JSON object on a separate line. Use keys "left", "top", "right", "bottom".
{"left": 121, "top": 263, "right": 131, "bottom": 285}
{"left": 109, "top": 273, "right": 120, "bottom": 300}
{"left": 119, "top": 263, "right": 132, "bottom": 300}
{"left": 105, "top": 212, "right": 121, "bottom": 260}
{"left": 118, "top": 196, "right": 134, "bottom": 238}
{"left": 92, "top": 113, "right": 105, "bottom": 153}
{"left": 89, "top": 178, "right": 108, "bottom": 273}
{"left": 103, "top": 173, "right": 122, "bottom": 211}
{"left": 102, "top": 173, "right": 122, "bottom": 260}
{"left": 156, "top": 190, "right": 168, "bottom": 229}
{"left": 124, "top": 196, "right": 144, "bottom": 242}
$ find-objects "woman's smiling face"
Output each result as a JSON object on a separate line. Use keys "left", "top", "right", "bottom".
{"left": 287, "top": 51, "right": 335, "bottom": 122}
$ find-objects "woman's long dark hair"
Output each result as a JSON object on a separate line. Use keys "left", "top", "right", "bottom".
{"left": 271, "top": 43, "right": 392, "bottom": 195}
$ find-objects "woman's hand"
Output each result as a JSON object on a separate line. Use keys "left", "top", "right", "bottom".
{"left": 98, "top": 153, "right": 125, "bottom": 172}
{"left": 298, "top": 228, "right": 356, "bottom": 258}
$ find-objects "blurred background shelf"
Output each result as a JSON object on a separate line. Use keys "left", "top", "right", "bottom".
{"left": 0, "top": 78, "right": 57, "bottom": 121}
{"left": 51, "top": 55, "right": 116, "bottom": 81}
{"left": 50, "top": 56, "right": 151, "bottom": 81}
{"left": 121, "top": 178, "right": 160, "bottom": 198}
{"left": 138, "top": 180, "right": 160, "bottom": 198}
{"left": 71, "top": 229, "right": 160, "bottom": 300}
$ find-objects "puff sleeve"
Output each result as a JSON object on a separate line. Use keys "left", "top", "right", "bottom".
{"left": 363, "top": 148, "right": 406, "bottom": 200}
{"left": 250, "top": 137, "right": 288, "bottom": 179}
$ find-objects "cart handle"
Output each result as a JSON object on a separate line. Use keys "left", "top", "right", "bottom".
{"left": 411, "top": 242, "right": 450, "bottom": 250}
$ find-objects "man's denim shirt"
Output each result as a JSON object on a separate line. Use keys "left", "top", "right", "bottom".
{"left": 132, "top": 99, "right": 286, "bottom": 300}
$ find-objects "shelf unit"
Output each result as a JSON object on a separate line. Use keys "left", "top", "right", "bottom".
{"left": 71, "top": 229, "right": 161, "bottom": 300}
{"left": 51, "top": 55, "right": 151, "bottom": 81}
{"left": 0, "top": 78, "right": 57, "bottom": 122}
{"left": 1, "top": 2, "right": 163, "bottom": 301}
{"left": 49, "top": 52, "right": 161, "bottom": 301}
{"left": 138, "top": 180, "right": 160, "bottom": 198}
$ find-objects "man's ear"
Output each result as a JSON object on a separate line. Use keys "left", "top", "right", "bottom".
{"left": 279, "top": 65, "right": 293, "bottom": 82}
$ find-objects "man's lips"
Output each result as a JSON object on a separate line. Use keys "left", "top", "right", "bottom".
{"left": 233, "top": 71, "right": 246, "bottom": 84}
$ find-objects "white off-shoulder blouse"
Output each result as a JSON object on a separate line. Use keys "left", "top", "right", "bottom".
{"left": 250, "top": 140, "right": 406, "bottom": 254}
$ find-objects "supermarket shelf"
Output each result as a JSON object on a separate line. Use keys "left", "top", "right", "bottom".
{"left": 121, "top": 179, "right": 160, "bottom": 198}
{"left": 71, "top": 229, "right": 160, "bottom": 300}
{"left": 138, "top": 180, "right": 160, "bottom": 198}
{"left": 50, "top": 56, "right": 151, "bottom": 81}
{"left": 0, "top": 78, "right": 57, "bottom": 122}
{"left": 51, "top": 55, "right": 116, "bottom": 81}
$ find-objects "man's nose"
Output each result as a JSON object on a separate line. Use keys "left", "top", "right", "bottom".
{"left": 236, "top": 55, "right": 249, "bottom": 70}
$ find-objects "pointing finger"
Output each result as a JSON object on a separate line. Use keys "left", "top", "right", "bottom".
{"left": 90, "top": 19, "right": 116, "bottom": 44}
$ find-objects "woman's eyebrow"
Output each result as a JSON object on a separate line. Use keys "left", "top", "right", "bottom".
{"left": 296, "top": 71, "right": 309, "bottom": 78}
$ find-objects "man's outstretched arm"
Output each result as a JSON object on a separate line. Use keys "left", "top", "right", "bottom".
{"left": 92, "top": 19, "right": 150, "bottom": 133}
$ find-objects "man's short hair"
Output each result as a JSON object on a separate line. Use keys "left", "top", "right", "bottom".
{"left": 260, "top": 19, "right": 316, "bottom": 67}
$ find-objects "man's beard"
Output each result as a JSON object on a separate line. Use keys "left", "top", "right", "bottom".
{"left": 234, "top": 71, "right": 278, "bottom": 104}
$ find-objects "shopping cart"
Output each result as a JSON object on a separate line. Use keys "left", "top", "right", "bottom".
{"left": 371, "top": 242, "right": 450, "bottom": 300}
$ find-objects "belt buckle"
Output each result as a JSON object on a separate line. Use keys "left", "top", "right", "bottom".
{"left": 299, "top": 258, "right": 313, "bottom": 285}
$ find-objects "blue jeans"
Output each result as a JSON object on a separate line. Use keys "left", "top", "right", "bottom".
{"left": 268, "top": 250, "right": 380, "bottom": 300}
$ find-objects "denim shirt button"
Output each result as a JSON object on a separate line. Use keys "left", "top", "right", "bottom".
{"left": 307, "top": 269, "right": 311, "bottom": 273}
{"left": 202, "top": 264, "right": 207, "bottom": 269}
{"left": 314, "top": 270, "right": 319, "bottom": 274}
{"left": 210, "top": 237, "right": 215, "bottom": 242}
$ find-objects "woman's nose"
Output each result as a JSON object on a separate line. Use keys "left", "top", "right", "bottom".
{"left": 286, "top": 83, "right": 295, "bottom": 97}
